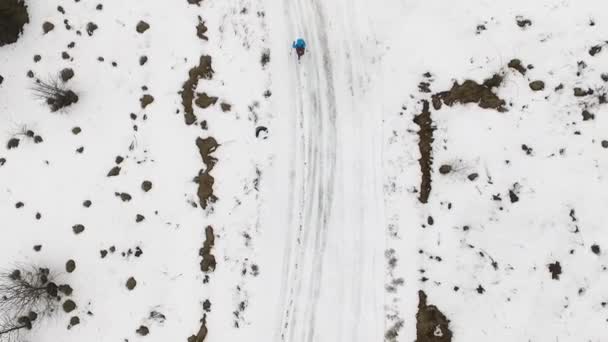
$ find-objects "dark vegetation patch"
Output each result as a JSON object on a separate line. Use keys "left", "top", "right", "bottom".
{"left": 136, "top": 325, "right": 149, "bottom": 336}
{"left": 199, "top": 226, "right": 216, "bottom": 273}
{"left": 195, "top": 93, "right": 218, "bottom": 109}
{"left": 591, "top": 244, "right": 601, "bottom": 255}
{"left": 180, "top": 55, "right": 214, "bottom": 125}
{"left": 431, "top": 74, "right": 506, "bottom": 111}
{"left": 126, "top": 277, "right": 137, "bottom": 290}
{"left": 548, "top": 261, "right": 562, "bottom": 280}
{"left": 255, "top": 126, "right": 268, "bottom": 138}
{"left": 195, "top": 137, "right": 218, "bottom": 209}
{"left": 413, "top": 100, "right": 434, "bottom": 204}
{"left": 32, "top": 78, "right": 78, "bottom": 112}
{"left": 0, "top": 0, "right": 29, "bottom": 46}
{"left": 416, "top": 290, "right": 452, "bottom": 342}
{"left": 141, "top": 180, "right": 152, "bottom": 192}
{"left": 589, "top": 45, "right": 602, "bottom": 56}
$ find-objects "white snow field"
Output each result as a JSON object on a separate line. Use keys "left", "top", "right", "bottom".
{"left": 2, "top": 0, "right": 608, "bottom": 341}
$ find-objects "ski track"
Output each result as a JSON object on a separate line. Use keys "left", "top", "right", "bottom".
{"left": 276, "top": 0, "right": 382, "bottom": 341}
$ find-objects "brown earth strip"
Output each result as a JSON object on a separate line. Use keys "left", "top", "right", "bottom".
{"left": 416, "top": 290, "right": 452, "bottom": 342}
{"left": 200, "top": 225, "right": 216, "bottom": 272}
{"left": 187, "top": 315, "right": 208, "bottom": 342}
{"left": 413, "top": 100, "right": 434, "bottom": 204}
{"left": 180, "top": 55, "right": 215, "bottom": 125}
{"left": 195, "top": 137, "right": 218, "bottom": 209}
{"left": 431, "top": 74, "right": 506, "bottom": 112}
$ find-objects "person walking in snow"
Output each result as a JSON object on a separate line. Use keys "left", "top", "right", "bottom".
{"left": 292, "top": 38, "right": 306, "bottom": 60}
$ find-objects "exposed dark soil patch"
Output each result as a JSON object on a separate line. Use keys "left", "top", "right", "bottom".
{"left": 199, "top": 225, "right": 216, "bottom": 273}
{"left": 0, "top": 0, "right": 29, "bottom": 46}
{"left": 431, "top": 75, "right": 506, "bottom": 112}
{"left": 195, "top": 93, "right": 218, "bottom": 109}
{"left": 413, "top": 100, "right": 434, "bottom": 204}
{"left": 416, "top": 290, "right": 452, "bottom": 342}
{"left": 180, "top": 55, "right": 214, "bottom": 125}
{"left": 188, "top": 315, "right": 208, "bottom": 342}
{"left": 195, "top": 137, "right": 218, "bottom": 209}
{"left": 196, "top": 17, "right": 207, "bottom": 40}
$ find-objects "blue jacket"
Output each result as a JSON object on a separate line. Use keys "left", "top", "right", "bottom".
{"left": 292, "top": 38, "right": 306, "bottom": 49}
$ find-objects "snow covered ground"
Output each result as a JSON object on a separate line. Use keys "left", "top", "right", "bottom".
{"left": 1, "top": 0, "right": 608, "bottom": 341}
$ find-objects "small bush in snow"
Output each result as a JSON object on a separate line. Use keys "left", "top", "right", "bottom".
{"left": 32, "top": 78, "right": 78, "bottom": 112}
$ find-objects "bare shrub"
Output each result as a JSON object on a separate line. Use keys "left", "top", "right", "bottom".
{"left": 32, "top": 78, "right": 78, "bottom": 112}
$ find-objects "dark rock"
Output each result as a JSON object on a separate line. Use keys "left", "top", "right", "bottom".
{"left": 72, "top": 127, "right": 81, "bottom": 135}
{"left": 126, "top": 277, "right": 137, "bottom": 290}
{"left": 529, "top": 80, "right": 545, "bottom": 91}
{"left": 33, "top": 245, "right": 41, "bottom": 251}
{"left": 136, "top": 214, "right": 145, "bottom": 223}
{"left": 438, "top": 164, "right": 452, "bottom": 174}
{"left": 589, "top": 45, "right": 602, "bottom": 56}
{"left": 107, "top": 166, "right": 121, "bottom": 177}
{"left": 139, "top": 56, "right": 148, "bottom": 65}
{"left": 83, "top": 200, "right": 91, "bottom": 207}
{"left": 591, "top": 244, "right": 601, "bottom": 255}
{"left": 72, "top": 224, "right": 85, "bottom": 234}
{"left": 86, "top": 22, "right": 98, "bottom": 36}
{"left": 66, "top": 260, "right": 76, "bottom": 273}
{"left": 33, "top": 54, "right": 41, "bottom": 62}
{"left": 115, "top": 156, "right": 124, "bottom": 164}
{"left": 136, "top": 325, "right": 149, "bottom": 336}
{"left": 467, "top": 173, "right": 478, "bottom": 181}
{"left": 509, "top": 190, "right": 519, "bottom": 203}
{"left": 141, "top": 180, "right": 152, "bottom": 192}
{"left": 220, "top": 103, "right": 231, "bottom": 112}
{"left": 117, "top": 192, "right": 132, "bottom": 202}
{"left": 136, "top": 21, "right": 150, "bottom": 33}
{"left": 601, "top": 140, "right": 608, "bottom": 148}
{"left": 58, "top": 284, "right": 73, "bottom": 295}
{"left": 15, "top": 201, "right": 23, "bottom": 208}
{"left": 70, "top": 316, "right": 80, "bottom": 326}
{"left": 63, "top": 300, "right": 76, "bottom": 313}
{"left": 42, "top": 22, "right": 54, "bottom": 34}
{"left": 60, "top": 68, "right": 74, "bottom": 82}
{"left": 140, "top": 94, "right": 154, "bottom": 108}
{"left": 7, "top": 138, "right": 19, "bottom": 149}
{"left": 582, "top": 110, "right": 595, "bottom": 121}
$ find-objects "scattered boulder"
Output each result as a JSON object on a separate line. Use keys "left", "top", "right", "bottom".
{"left": 141, "top": 180, "right": 153, "bottom": 192}
{"left": 63, "top": 300, "right": 76, "bottom": 313}
{"left": 508, "top": 59, "right": 526, "bottom": 75}
{"left": 140, "top": 94, "right": 154, "bottom": 108}
{"left": 139, "top": 55, "right": 148, "bottom": 65}
{"left": 529, "top": 80, "right": 545, "bottom": 91}
{"left": 107, "top": 166, "right": 121, "bottom": 177}
{"left": 72, "top": 127, "right": 81, "bottom": 135}
{"left": 69, "top": 316, "right": 80, "bottom": 326}
{"left": 220, "top": 102, "right": 231, "bottom": 112}
{"left": 72, "top": 224, "right": 85, "bottom": 234}
{"left": 136, "top": 214, "right": 145, "bottom": 223}
{"left": 60, "top": 68, "right": 74, "bottom": 82}
{"left": 66, "top": 259, "right": 76, "bottom": 273}
{"left": 42, "top": 21, "right": 54, "bottom": 34}
{"left": 86, "top": 22, "right": 98, "bottom": 36}
{"left": 136, "top": 325, "right": 149, "bottom": 336}
{"left": 7, "top": 138, "right": 19, "bottom": 149}
{"left": 126, "top": 277, "right": 137, "bottom": 290}
{"left": 582, "top": 110, "right": 595, "bottom": 121}
{"left": 136, "top": 20, "right": 150, "bottom": 33}
{"left": 467, "top": 173, "right": 478, "bottom": 181}
{"left": 438, "top": 164, "right": 452, "bottom": 175}
{"left": 601, "top": 140, "right": 608, "bottom": 148}
{"left": 591, "top": 244, "right": 601, "bottom": 255}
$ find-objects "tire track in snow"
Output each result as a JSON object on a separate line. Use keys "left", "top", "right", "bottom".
{"left": 277, "top": 0, "right": 338, "bottom": 341}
